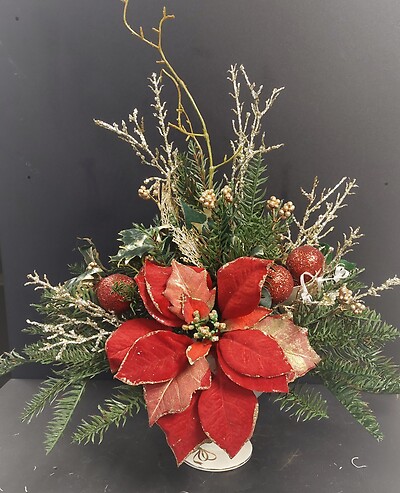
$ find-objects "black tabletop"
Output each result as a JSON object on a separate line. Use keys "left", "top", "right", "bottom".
{"left": 0, "top": 379, "right": 398, "bottom": 493}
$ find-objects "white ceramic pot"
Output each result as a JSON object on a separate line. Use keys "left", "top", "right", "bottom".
{"left": 184, "top": 440, "right": 253, "bottom": 472}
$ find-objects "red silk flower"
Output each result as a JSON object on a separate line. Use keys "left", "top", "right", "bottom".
{"left": 105, "top": 257, "right": 320, "bottom": 464}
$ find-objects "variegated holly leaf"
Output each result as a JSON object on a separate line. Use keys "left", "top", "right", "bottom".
{"left": 198, "top": 370, "right": 258, "bottom": 458}
{"left": 111, "top": 225, "right": 169, "bottom": 265}
{"left": 144, "top": 357, "right": 211, "bottom": 426}
{"left": 254, "top": 315, "right": 321, "bottom": 380}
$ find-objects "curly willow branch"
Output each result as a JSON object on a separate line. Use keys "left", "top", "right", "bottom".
{"left": 121, "top": 0, "right": 223, "bottom": 186}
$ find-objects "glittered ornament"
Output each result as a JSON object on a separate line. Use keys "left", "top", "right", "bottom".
{"left": 96, "top": 274, "right": 135, "bottom": 314}
{"left": 286, "top": 246, "right": 325, "bottom": 284}
{"left": 264, "top": 264, "right": 294, "bottom": 304}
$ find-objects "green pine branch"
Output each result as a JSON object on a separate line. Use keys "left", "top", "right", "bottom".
{"left": 0, "top": 350, "right": 26, "bottom": 376}
{"left": 22, "top": 377, "right": 71, "bottom": 423}
{"left": 323, "top": 378, "right": 383, "bottom": 441}
{"left": 295, "top": 306, "right": 398, "bottom": 352}
{"left": 319, "top": 352, "right": 400, "bottom": 394}
{"left": 21, "top": 356, "right": 108, "bottom": 423}
{"left": 273, "top": 384, "right": 329, "bottom": 422}
{"left": 72, "top": 385, "right": 144, "bottom": 445}
{"left": 235, "top": 155, "right": 267, "bottom": 220}
{"left": 44, "top": 382, "right": 87, "bottom": 454}
{"left": 174, "top": 141, "right": 207, "bottom": 206}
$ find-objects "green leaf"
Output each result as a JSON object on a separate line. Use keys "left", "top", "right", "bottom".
{"left": 65, "top": 238, "right": 105, "bottom": 289}
{"left": 319, "top": 243, "right": 334, "bottom": 264}
{"left": 338, "top": 259, "right": 357, "bottom": 271}
{"left": 77, "top": 238, "right": 105, "bottom": 270}
{"left": 181, "top": 200, "right": 207, "bottom": 231}
{"left": 259, "top": 287, "right": 272, "bottom": 308}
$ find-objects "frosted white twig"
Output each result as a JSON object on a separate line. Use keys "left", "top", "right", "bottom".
{"left": 94, "top": 111, "right": 165, "bottom": 174}
{"left": 289, "top": 177, "right": 358, "bottom": 248}
{"left": 356, "top": 276, "right": 400, "bottom": 300}
{"left": 25, "top": 272, "right": 118, "bottom": 360}
{"left": 228, "top": 64, "right": 284, "bottom": 199}
{"left": 149, "top": 72, "right": 177, "bottom": 169}
{"left": 325, "top": 227, "right": 364, "bottom": 274}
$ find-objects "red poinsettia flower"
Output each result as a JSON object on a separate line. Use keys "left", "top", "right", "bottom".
{"left": 105, "top": 257, "right": 320, "bottom": 464}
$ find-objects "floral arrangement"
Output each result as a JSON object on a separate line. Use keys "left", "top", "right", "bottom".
{"left": 1, "top": 1, "right": 400, "bottom": 466}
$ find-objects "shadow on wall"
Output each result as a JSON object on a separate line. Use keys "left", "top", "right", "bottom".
{"left": 0, "top": 250, "right": 9, "bottom": 388}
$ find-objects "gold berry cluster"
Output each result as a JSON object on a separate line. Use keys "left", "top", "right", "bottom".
{"left": 267, "top": 196, "right": 295, "bottom": 220}
{"left": 138, "top": 180, "right": 160, "bottom": 200}
{"left": 199, "top": 189, "right": 217, "bottom": 209}
{"left": 222, "top": 185, "right": 233, "bottom": 203}
{"left": 338, "top": 285, "right": 366, "bottom": 314}
{"left": 138, "top": 185, "right": 151, "bottom": 200}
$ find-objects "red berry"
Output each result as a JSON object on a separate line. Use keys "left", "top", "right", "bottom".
{"left": 96, "top": 274, "right": 135, "bottom": 314}
{"left": 286, "top": 246, "right": 324, "bottom": 283}
{"left": 265, "top": 264, "right": 294, "bottom": 304}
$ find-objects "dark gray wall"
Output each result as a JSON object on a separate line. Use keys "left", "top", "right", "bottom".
{"left": 1, "top": 0, "right": 399, "bottom": 377}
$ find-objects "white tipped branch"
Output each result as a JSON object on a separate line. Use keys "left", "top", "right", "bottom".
{"left": 25, "top": 272, "right": 118, "bottom": 361}
{"left": 357, "top": 276, "right": 400, "bottom": 300}
{"left": 228, "top": 64, "right": 284, "bottom": 198}
{"left": 290, "top": 177, "right": 358, "bottom": 248}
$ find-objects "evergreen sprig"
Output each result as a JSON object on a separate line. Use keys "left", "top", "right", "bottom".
{"left": 21, "top": 357, "right": 109, "bottom": 423}
{"left": 72, "top": 385, "right": 144, "bottom": 445}
{"left": 44, "top": 382, "right": 87, "bottom": 454}
{"left": 174, "top": 141, "right": 207, "bottom": 207}
{"left": 0, "top": 350, "right": 26, "bottom": 376}
{"left": 235, "top": 155, "right": 268, "bottom": 220}
{"left": 319, "top": 352, "right": 400, "bottom": 394}
{"left": 273, "top": 384, "right": 329, "bottom": 421}
{"left": 324, "top": 378, "right": 383, "bottom": 441}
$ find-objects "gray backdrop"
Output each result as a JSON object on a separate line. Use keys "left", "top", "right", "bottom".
{"left": 0, "top": 0, "right": 399, "bottom": 377}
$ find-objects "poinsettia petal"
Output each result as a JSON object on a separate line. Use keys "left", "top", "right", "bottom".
{"left": 144, "top": 357, "right": 211, "bottom": 426}
{"left": 186, "top": 341, "right": 212, "bottom": 365}
{"left": 182, "top": 298, "right": 213, "bottom": 324}
{"left": 135, "top": 260, "right": 182, "bottom": 327}
{"left": 105, "top": 318, "right": 164, "bottom": 373}
{"left": 217, "top": 345, "right": 289, "bottom": 392}
{"left": 157, "top": 392, "right": 208, "bottom": 465}
{"left": 198, "top": 369, "right": 258, "bottom": 458}
{"left": 191, "top": 266, "right": 213, "bottom": 290}
{"left": 115, "top": 331, "right": 192, "bottom": 385}
{"left": 217, "top": 257, "right": 273, "bottom": 320}
{"left": 224, "top": 307, "right": 272, "bottom": 331}
{"left": 164, "top": 260, "right": 215, "bottom": 322}
{"left": 254, "top": 316, "right": 321, "bottom": 380}
{"left": 218, "top": 330, "right": 292, "bottom": 378}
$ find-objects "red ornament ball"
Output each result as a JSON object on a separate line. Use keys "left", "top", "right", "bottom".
{"left": 265, "top": 264, "right": 294, "bottom": 304}
{"left": 286, "top": 245, "right": 325, "bottom": 283}
{"left": 96, "top": 274, "right": 135, "bottom": 314}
